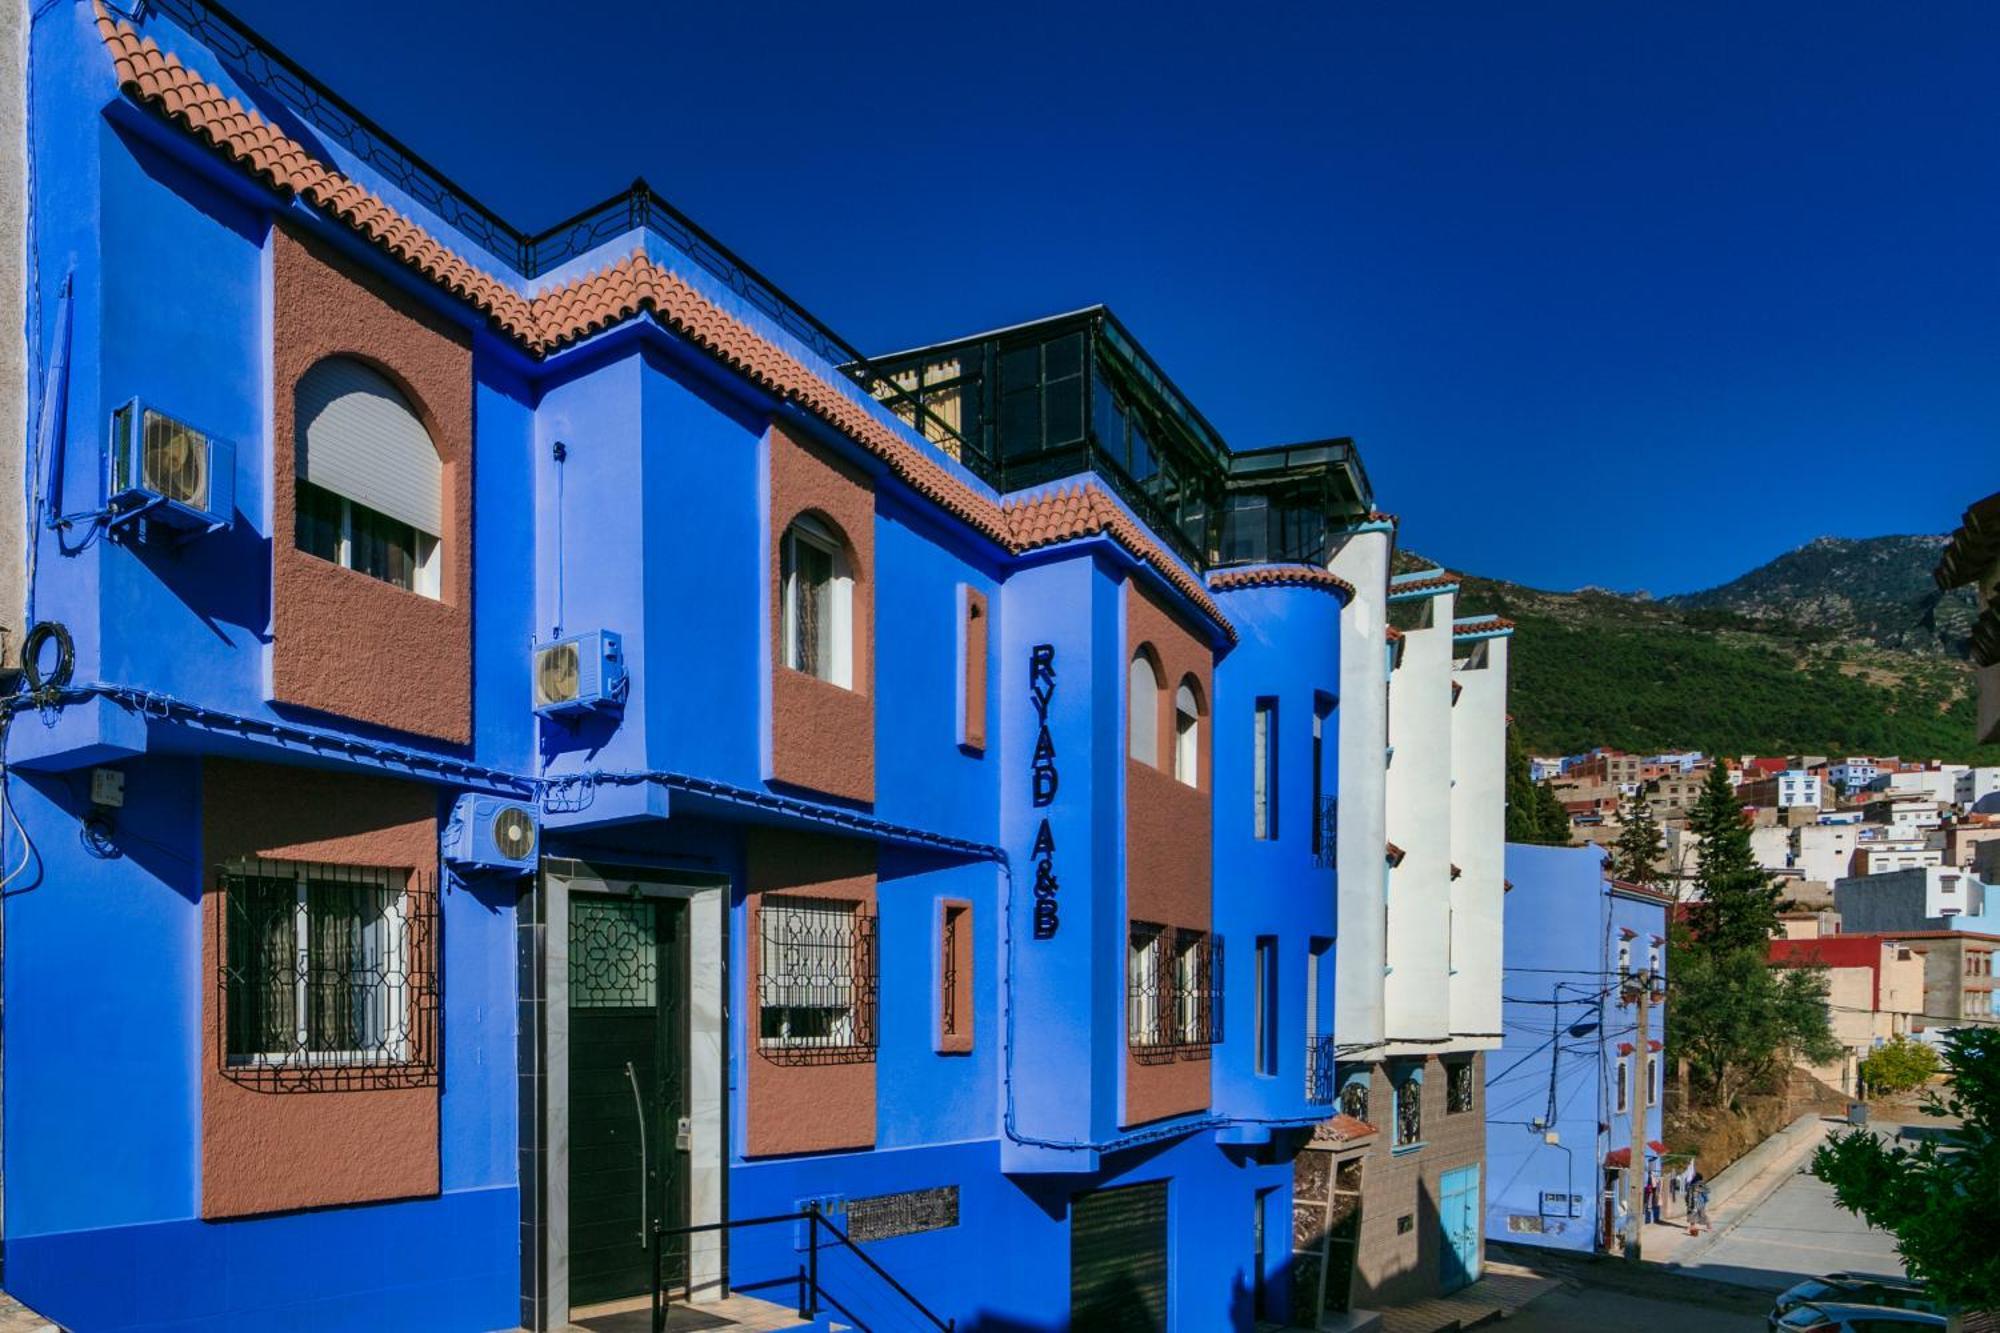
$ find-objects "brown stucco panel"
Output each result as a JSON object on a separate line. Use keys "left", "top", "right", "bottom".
{"left": 768, "top": 423, "right": 876, "bottom": 803}
{"left": 270, "top": 227, "right": 473, "bottom": 745}
{"left": 745, "top": 830, "right": 877, "bottom": 1157}
{"left": 1122, "top": 579, "right": 1215, "bottom": 1126}
{"left": 199, "top": 759, "right": 440, "bottom": 1219}
{"left": 962, "top": 586, "right": 989, "bottom": 754}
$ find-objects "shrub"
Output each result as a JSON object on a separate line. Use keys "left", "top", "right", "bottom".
{"left": 1858, "top": 1036, "right": 1941, "bottom": 1096}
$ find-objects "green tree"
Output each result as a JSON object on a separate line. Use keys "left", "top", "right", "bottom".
{"left": 1533, "top": 781, "right": 1573, "bottom": 845}
{"left": 1668, "top": 948, "right": 1842, "bottom": 1107}
{"left": 1812, "top": 1029, "right": 2000, "bottom": 1316}
{"left": 1686, "top": 764, "right": 1781, "bottom": 955}
{"left": 1857, "top": 1036, "right": 1942, "bottom": 1097}
{"left": 1505, "top": 725, "right": 1568, "bottom": 846}
{"left": 1608, "top": 793, "right": 1666, "bottom": 890}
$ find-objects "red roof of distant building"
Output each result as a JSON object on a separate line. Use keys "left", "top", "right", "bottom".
{"left": 1311, "top": 1114, "right": 1378, "bottom": 1146}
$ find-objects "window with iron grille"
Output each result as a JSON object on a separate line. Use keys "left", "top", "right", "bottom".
{"left": 1338, "top": 1068, "right": 1370, "bottom": 1122}
{"left": 218, "top": 860, "right": 437, "bottom": 1091}
{"left": 1446, "top": 1059, "right": 1475, "bottom": 1114}
{"left": 1394, "top": 1070, "right": 1423, "bottom": 1147}
{"left": 757, "top": 895, "right": 878, "bottom": 1064}
{"left": 1129, "top": 923, "right": 1218, "bottom": 1060}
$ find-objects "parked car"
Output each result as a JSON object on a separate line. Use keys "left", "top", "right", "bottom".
{"left": 1774, "top": 1301, "right": 1946, "bottom": 1332}
{"left": 1771, "top": 1274, "right": 1941, "bottom": 1328}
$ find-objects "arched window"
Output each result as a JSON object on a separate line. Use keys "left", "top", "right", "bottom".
{"left": 295, "top": 357, "right": 442, "bottom": 597}
{"left": 1174, "top": 678, "right": 1203, "bottom": 787}
{"left": 781, "top": 513, "right": 853, "bottom": 688}
{"left": 1128, "top": 650, "right": 1161, "bottom": 765}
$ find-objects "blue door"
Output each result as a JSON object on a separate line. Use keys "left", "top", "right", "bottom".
{"left": 1439, "top": 1165, "right": 1481, "bottom": 1292}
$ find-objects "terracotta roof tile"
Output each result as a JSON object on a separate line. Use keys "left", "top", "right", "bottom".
{"left": 1452, "top": 615, "right": 1515, "bottom": 636}
{"left": 92, "top": 5, "right": 1239, "bottom": 642}
{"left": 1206, "top": 564, "right": 1356, "bottom": 599}
{"left": 1388, "top": 569, "right": 1457, "bottom": 594}
{"left": 1311, "top": 1113, "right": 1378, "bottom": 1145}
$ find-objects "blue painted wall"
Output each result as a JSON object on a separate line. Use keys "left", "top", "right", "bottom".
{"left": 1485, "top": 843, "right": 1665, "bottom": 1253}
{"left": 7, "top": 5, "right": 1346, "bottom": 1329}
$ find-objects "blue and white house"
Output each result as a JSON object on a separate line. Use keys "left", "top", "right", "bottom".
{"left": 0, "top": 3, "right": 1524, "bottom": 1330}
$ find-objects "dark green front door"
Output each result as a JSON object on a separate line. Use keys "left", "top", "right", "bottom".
{"left": 568, "top": 895, "right": 689, "bottom": 1308}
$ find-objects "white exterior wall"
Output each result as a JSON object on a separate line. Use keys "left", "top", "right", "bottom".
{"left": 1957, "top": 768, "right": 2000, "bottom": 807}
{"left": 1794, "top": 824, "right": 1859, "bottom": 885}
{"left": 1446, "top": 631, "right": 1507, "bottom": 1052}
{"left": 1750, "top": 825, "right": 1792, "bottom": 873}
{"left": 1383, "top": 587, "right": 1454, "bottom": 1053}
{"left": 1885, "top": 769, "right": 1965, "bottom": 807}
{"left": 1330, "top": 528, "right": 1391, "bottom": 1054}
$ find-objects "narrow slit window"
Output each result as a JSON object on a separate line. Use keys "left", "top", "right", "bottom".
{"left": 960, "top": 587, "right": 988, "bottom": 752}
{"left": 1253, "top": 697, "right": 1278, "bottom": 839}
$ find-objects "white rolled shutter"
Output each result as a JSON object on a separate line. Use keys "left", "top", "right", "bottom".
{"left": 296, "top": 358, "right": 442, "bottom": 537}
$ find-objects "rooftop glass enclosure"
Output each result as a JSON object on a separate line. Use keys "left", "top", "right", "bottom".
{"left": 851, "top": 307, "right": 1373, "bottom": 569}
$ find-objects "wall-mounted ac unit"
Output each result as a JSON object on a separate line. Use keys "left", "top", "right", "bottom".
{"left": 106, "top": 399, "right": 235, "bottom": 532}
{"left": 442, "top": 793, "right": 540, "bottom": 873}
{"left": 533, "top": 630, "right": 627, "bottom": 717}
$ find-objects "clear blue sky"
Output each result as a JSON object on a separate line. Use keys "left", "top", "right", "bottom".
{"left": 227, "top": 0, "right": 1999, "bottom": 595}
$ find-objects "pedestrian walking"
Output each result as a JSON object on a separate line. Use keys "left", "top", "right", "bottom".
{"left": 1643, "top": 1168, "right": 1661, "bottom": 1224}
{"left": 1688, "top": 1171, "right": 1711, "bottom": 1234}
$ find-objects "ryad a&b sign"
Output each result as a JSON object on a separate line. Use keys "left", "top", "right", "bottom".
{"left": 1029, "top": 643, "right": 1059, "bottom": 939}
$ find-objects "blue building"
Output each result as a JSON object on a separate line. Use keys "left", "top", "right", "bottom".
{"left": 1484, "top": 845, "right": 1668, "bottom": 1254}
{"left": 0, "top": 3, "right": 1415, "bottom": 1329}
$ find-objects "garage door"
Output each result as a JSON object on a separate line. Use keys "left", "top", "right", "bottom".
{"left": 1070, "top": 1180, "right": 1168, "bottom": 1331}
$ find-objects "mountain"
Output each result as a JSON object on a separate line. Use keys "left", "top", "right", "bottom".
{"left": 1440, "top": 536, "right": 2000, "bottom": 765}
{"left": 1664, "top": 535, "right": 1979, "bottom": 656}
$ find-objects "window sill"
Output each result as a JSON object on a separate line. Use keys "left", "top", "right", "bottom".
{"left": 1391, "top": 1140, "right": 1427, "bottom": 1156}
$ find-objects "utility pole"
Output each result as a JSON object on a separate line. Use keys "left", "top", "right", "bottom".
{"left": 1624, "top": 970, "right": 1653, "bottom": 1262}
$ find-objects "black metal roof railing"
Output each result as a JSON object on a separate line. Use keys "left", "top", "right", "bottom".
{"left": 147, "top": 0, "right": 871, "bottom": 370}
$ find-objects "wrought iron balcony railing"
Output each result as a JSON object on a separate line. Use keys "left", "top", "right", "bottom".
{"left": 1305, "top": 1033, "right": 1339, "bottom": 1105}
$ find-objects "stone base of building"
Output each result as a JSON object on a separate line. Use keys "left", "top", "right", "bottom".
{"left": 1292, "top": 1052, "right": 1487, "bottom": 1320}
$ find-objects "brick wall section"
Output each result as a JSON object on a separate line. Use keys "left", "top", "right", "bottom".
{"left": 1346, "top": 1053, "right": 1487, "bottom": 1308}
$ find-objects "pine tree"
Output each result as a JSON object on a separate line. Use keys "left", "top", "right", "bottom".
{"left": 1533, "top": 781, "right": 1573, "bottom": 845}
{"left": 1609, "top": 791, "right": 1666, "bottom": 889}
{"left": 1686, "top": 763, "right": 1781, "bottom": 954}
{"left": 1505, "top": 725, "right": 1560, "bottom": 845}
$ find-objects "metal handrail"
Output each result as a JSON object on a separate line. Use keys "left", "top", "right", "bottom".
{"left": 650, "top": 1203, "right": 955, "bottom": 1332}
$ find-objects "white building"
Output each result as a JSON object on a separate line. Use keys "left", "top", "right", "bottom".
{"left": 1830, "top": 757, "right": 1884, "bottom": 791}
{"left": 1383, "top": 573, "right": 1457, "bottom": 1052}
{"left": 1881, "top": 765, "right": 1969, "bottom": 807}
{"left": 1331, "top": 526, "right": 1393, "bottom": 1058}
{"left": 1957, "top": 767, "right": 2000, "bottom": 808}
{"left": 1852, "top": 836, "right": 1943, "bottom": 877}
{"left": 1750, "top": 825, "right": 1793, "bottom": 874}
{"left": 1793, "top": 822, "right": 1861, "bottom": 885}
{"left": 1867, "top": 794, "right": 1944, "bottom": 837}
{"left": 1529, "top": 756, "right": 1563, "bottom": 783}
{"left": 1449, "top": 617, "right": 1510, "bottom": 1053}
{"left": 1777, "top": 770, "right": 1822, "bottom": 810}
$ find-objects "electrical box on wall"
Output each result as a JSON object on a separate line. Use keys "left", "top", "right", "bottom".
{"left": 106, "top": 399, "right": 236, "bottom": 533}
{"left": 532, "top": 630, "right": 627, "bottom": 717}
{"left": 442, "top": 793, "right": 539, "bottom": 873}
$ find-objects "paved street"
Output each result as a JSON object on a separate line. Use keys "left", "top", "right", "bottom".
{"left": 1501, "top": 1113, "right": 1921, "bottom": 1329}
{"left": 1674, "top": 1156, "right": 1905, "bottom": 1291}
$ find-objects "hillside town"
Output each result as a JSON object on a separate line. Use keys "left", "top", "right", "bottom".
{"left": 1529, "top": 748, "right": 2000, "bottom": 1096}
{"left": 0, "top": 4, "right": 1995, "bottom": 1333}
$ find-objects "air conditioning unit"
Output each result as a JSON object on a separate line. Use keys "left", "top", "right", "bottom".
{"left": 442, "top": 793, "right": 539, "bottom": 873}
{"left": 106, "top": 399, "right": 235, "bottom": 532}
{"left": 533, "top": 630, "right": 627, "bottom": 717}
